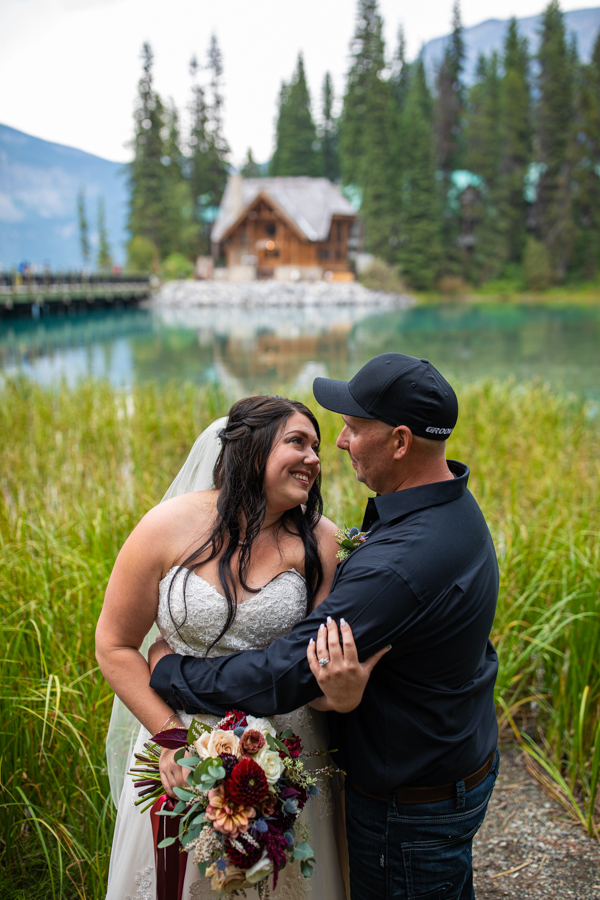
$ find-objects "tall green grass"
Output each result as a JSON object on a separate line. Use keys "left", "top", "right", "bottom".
{"left": 1, "top": 377, "right": 599, "bottom": 897}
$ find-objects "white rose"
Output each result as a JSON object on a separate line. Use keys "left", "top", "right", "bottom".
{"left": 254, "top": 745, "right": 285, "bottom": 784}
{"left": 246, "top": 716, "right": 277, "bottom": 738}
{"left": 245, "top": 852, "right": 274, "bottom": 885}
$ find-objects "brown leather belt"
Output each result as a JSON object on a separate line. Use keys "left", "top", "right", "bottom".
{"left": 350, "top": 751, "right": 496, "bottom": 805}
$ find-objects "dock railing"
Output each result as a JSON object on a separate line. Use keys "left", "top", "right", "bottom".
{"left": 0, "top": 272, "right": 152, "bottom": 310}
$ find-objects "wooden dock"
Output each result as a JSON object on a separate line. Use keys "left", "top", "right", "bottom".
{"left": 0, "top": 273, "right": 152, "bottom": 316}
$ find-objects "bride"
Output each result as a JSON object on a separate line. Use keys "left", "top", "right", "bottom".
{"left": 96, "top": 395, "right": 358, "bottom": 899}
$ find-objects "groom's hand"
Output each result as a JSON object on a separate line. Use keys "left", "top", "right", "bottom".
{"left": 148, "top": 636, "right": 174, "bottom": 674}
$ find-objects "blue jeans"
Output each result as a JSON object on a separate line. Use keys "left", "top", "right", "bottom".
{"left": 345, "top": 749, "right": 500, "bottom": 900}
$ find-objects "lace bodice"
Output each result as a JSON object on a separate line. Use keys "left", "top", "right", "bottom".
{"left": 156, "top": 566, "right": 307, "bottom": 657}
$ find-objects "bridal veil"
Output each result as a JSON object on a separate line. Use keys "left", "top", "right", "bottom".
{"left": 105, "top": 416, "right": 228, "bottom": 808}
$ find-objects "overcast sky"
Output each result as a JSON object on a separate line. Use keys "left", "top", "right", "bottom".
{"left": 1, "top": 0, "right": 598, "bottom": 165}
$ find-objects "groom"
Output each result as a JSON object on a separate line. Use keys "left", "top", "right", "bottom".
{"left": 150, "top": 353, "right": 499, "bottom": 900}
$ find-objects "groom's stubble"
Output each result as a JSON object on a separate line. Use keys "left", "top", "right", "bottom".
{"left": 336, "top": 414, "right": 451, "bottom": 496}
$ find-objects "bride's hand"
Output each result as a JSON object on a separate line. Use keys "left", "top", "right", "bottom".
{"left": 149, "top": 636, "right": 174, "bottom": 674}
{"left": 159, "top": 746, "right": 192, "bottom": 798}
{"left": 307, "top": 617, "right": 391, "bottom": 714}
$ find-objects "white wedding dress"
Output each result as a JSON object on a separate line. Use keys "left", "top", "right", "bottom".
{"left": 106, "top": 564, "right": 347, "bottom": 900}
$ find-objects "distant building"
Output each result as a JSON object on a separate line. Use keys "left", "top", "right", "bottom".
{"left": 211, "top": 175, "right": 359, "bottom": 281}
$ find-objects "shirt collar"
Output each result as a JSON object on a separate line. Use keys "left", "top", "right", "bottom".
{"left": 366, "top": 460, "right": 469, "bottom": 526}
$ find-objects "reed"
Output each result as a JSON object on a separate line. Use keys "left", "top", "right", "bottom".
{"left": 0, "top": 377, "right": 598, "bottom": 898}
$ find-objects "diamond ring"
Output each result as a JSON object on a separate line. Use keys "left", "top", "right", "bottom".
{"left": 318, "top": 657, "right": 330, "bottom": 667}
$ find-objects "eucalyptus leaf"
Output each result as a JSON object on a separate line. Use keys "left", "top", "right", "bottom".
{"left": 301, "top": 860, "right": 315, "bottom": 878}
{"left": 292, "top": 842, "right": 314, "bottom": 860}
{"left": 174, "top": 748, "right": 185, "bottom": 764}
{"left": 173, "top": 786, "right": 195, "bottom": 801}
{"left": 157, "top": 836, "right": 177, "bottom": 849}
{"left": 179, "top": 756, "right": 201, "bottom": 769}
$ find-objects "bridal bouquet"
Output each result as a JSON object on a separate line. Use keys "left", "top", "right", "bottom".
{"left": 130, "top": 710, "right": 327, "bottom": 897}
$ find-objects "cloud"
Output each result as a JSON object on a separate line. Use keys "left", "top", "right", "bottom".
{"left": 0, "top": 193, "right": 25, "bottom": 222}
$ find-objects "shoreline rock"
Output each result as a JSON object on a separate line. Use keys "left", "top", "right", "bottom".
{"left": 146, "top": 279, "right": 417, "bottom": 310}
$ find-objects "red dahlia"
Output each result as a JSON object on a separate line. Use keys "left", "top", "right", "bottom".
{"left": 227, "top": 758, "right": 269, "bottom": 805}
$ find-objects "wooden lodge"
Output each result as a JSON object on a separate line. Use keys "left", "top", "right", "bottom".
{"left": 211, "top": 175, "right": 358, "bottom": 281}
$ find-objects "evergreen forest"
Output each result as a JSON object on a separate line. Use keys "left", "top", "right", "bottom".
{"left": 126, "top": 0, "right": 600, "bottom": 292}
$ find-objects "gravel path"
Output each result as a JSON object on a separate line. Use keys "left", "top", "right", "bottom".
{"left": 473, "top": 747, "right": 600, "bottom": 899}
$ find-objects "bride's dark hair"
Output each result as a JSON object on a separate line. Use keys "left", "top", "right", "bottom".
{"left": 168, "top": 395, "right": 324, "bottom": 654}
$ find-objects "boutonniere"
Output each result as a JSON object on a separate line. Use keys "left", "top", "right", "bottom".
{"left": 334, "top": 525, "right": 370, "bottom": 561}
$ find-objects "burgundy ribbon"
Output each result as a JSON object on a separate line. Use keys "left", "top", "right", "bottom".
{"left": 150, "top": 794, "right": 188, "bottom": 900}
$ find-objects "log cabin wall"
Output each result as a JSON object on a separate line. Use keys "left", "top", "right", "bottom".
{"left": 315, "top": 217, "right": 353, "bottom": 272}
{"left": 223, "top": 199, "right": 353, "bottom": 272}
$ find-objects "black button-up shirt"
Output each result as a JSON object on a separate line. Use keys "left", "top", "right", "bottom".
{"left": 151, "top": 461, "right": 499, "bottom": 794}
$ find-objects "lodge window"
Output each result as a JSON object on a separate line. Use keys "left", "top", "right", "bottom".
{"left": 319, "top": 248, "right": 330, "bottom": 260}
{"left": 265, "top": 223, "right": 276, "bottom": 236}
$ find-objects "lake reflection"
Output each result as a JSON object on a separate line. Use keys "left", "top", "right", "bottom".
{"left": 1, "top": 302, "right": 600, "bottom": 399}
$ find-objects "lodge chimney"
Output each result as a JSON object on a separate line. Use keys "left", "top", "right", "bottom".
{"left": 229, "top": 173, "right": 244, "bottom": 217}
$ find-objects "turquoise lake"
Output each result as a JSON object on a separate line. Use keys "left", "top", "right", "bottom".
{"left": 1, "top": 302, "right": 600, "bottom": 401}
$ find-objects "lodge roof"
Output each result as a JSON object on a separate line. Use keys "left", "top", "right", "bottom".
{"left": 211, "top": 176, "right": 357, "bottom": 244}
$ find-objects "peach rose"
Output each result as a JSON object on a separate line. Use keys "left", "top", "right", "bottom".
{"left": 206, "top": 861, "right": 249, "bottom": 893}
{"left": 194, "top": 728, "right": 241, "bottom": 761}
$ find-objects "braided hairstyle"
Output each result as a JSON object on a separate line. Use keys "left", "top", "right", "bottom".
{"left": 167, "top": 395, "right": 324, "bottom": 655}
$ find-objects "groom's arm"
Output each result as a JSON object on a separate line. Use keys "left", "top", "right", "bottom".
{"left": 149, "top": 559, "right": 418, "bottom": 717}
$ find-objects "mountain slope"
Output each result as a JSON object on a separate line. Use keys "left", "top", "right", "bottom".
{"left": 0, "top": 124, "right": 128, "bottom": 270}
{"left": 422, "top": 6, "right": 600, "bottom": 84}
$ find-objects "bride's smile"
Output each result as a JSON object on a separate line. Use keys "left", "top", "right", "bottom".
{"left": 262, "top": 411, "right": 321, "bottom": 515}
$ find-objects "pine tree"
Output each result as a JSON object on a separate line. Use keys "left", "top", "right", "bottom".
{"left": 390, "top": 25, "right": 411, "bottom": 195}
{"left": 391, "top": 25, "right": 411, "bottom": 109}
{"left": 397, "top": 59, "right": 442, "bottom": 289}
{"left": 127, "top": 43, "right": 170, "bottom": 262}
{"left": 188, "top": 40, "right": 230, "bottom": 254}
{"left": 161, "top": 101, "right": 195, "bottom": 258}
{"left": 339, "top": 0, "right": 398, "bottom": 259}
{"left": 462, "top": 53, "right": 506, "bottom": 281}
{"left": 498, "top": 18, "right": 532, "bottom": 263}
{"left": 434, "top": 1, "right": 466, "bottom": 275}
{"left": 270, "top": 53, "right": 321, "bottom": 177}
{"left": 465, "top": 54, "right": 501, "bottom": 187}
{"left": 189, "top": 55, "right": 210, "bottom": 247}
{"left": 320, "top": 72, "right": 340, "bottom": 182}
{"left": 241, "top": 149, "right": 261, "bottom": 178}
{"left": 204, "top": 34, "right": 230, "bottom": 206}
{"left": 434, "top": 0, "right": 466, "bottom": 178}
{"left": 571, "top": 31, "right": 600, "bottom": 279}
{"left": 77, "top": 187, "right": 90, "bottom": 269}
{"left": 96, "top": 197, "right": 112, "bottom": 271}
{"left": 534, "top": 0, "right": 576, "bottom": 280}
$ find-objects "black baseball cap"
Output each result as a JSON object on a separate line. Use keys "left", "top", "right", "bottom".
{"left": 313, "top": 353, "right": 458, "bottom": 440}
